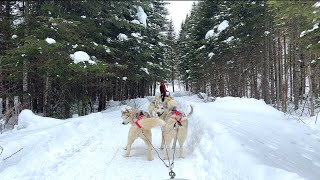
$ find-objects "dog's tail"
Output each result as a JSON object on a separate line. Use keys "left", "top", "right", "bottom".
{"left": 181, "top": 105, "right": 194, "bottom": 121}
{"left": 139, "top": 118, "right": 165, "bottom": 130}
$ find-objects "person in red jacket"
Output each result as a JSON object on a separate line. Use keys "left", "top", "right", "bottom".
{"left": 160, "top": 81, "right": 168, "bottom": 102}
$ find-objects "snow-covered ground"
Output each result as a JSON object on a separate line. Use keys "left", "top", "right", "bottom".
{"left": 1, "top": 92, "right": 320, "bottom": 180}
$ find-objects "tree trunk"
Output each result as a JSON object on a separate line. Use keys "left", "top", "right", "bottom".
{"left": 171, "top": 66, "right": 175, "bottom": 92}
{"left": 43, "top": 74, "right": 50, "bottom": 116}
{"left": 153, "top": 81, "right": 156, "bottom": 96}
{"left": 282, "top": 35, "right": 288, "bottom": 112}
{"left": 289, "top": 43, "right": 293, "bottom": 101}
{"left": 277, "top": 36, "right": 283, "bottom": 110}
{"left": 270, "top": 38, "right": 275, "bottom": 104}
{"left": 293, "top": 41, "right": 300, "bottom": 110}
{"left": 22, "top": 1, "right": 30, "bottom": 109}
{"left": 307, "top": 63, "right": 315, "bottom": 116}
{"left": 262, "top": 25, "right": 270, "bottom": 104}
{"left": 274, "top": 38, "right": 280, "bottom": 109}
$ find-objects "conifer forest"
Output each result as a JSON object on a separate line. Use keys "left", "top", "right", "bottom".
{"left": 0, "top": 1, "right": 319, "bottom": 118}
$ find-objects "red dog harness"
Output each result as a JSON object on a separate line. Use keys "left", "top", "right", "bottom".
{"left": 172, "top": 109, "right": 182, "bottom": 123}
{"left": 134, "top": 113, "right": 144, "bottom": 128}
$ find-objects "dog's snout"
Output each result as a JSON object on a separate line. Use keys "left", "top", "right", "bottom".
{"left": 122, "top": 122, "right": 125, "bottom": 125}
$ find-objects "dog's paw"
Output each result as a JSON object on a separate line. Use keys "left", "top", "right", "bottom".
{"left": 123, "top": 154, "right": 130, "bottom": 158}
{"left": 124, "top": 147, "right": 127, "bottom": 150}
{"left": 147, "top": 156, "right": 154, "bottom": 161}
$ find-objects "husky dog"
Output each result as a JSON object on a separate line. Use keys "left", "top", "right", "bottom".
{"left": 163, "top": 96, "right": 178, "bottom": 110}
{"left": 121, "top": 107, "right": 165, "bottom": 161}
{"left": 157, "top": 104, "right": 193, "bottom": 159}
{"left": 148, "top": 96, "right": 162, "bottom": 117}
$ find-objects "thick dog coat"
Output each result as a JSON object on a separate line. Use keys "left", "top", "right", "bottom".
{"left": 121, "top": 108, "right": 165, "bottom": 161}
{"left": 148, "top": 96, "right": 162, "bottom": 117}
{"left": 164, "top": 96, "right": 178, "bottom": 110}
{"left": 157, "top": 105, "right": 193, "bottom": 159}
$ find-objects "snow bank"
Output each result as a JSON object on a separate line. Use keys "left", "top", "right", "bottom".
{"left": 193, "top": 122, "right": 303, "bottom": 180}
{"left": 213, "top": 97, "right": 283, "bottom": 118}
{"left": 17, "top": 110, "right": 65, "bottom": 130}
{"left": 0, "top": 110, "right": 109, "bottom": 180}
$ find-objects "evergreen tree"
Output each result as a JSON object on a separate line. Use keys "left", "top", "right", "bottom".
{"left": 0, "top": 0, "right": 171, "bottom": 118}
{"left": 166, "top": 18, "right": 176, "bottom": 92}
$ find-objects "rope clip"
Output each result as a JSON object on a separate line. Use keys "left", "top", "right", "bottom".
{"left": 169, "top": 169, "right": 176, "bottom": 179}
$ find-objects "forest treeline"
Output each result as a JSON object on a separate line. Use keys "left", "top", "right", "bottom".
{"left": 0, "top": 1, "right": 319, "bottom": 118}
{"left": 0, "top": 0, "right": 175, "bottom": 118}
{"left": 176, "top": 0, "right": 320, "bottom": 115}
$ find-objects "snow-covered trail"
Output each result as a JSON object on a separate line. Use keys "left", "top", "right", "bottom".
{"left": 187, "top": 97, "right": 320, "bottom": 180}
{"left": 0, "top": 107, "right": 197, "bottom": 180}
{"left": 1, "top": 95, "right": 320, "bottom": 180}
{"left": 207, "top": 108, "right": 320, "bottom": 180}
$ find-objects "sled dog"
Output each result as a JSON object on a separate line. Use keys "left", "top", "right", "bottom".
{"left": 121, "top": 107, "right": 165, "bottom": 161}
{"left": 163, "top": 96, "right": 178, "bottom": 110}
{"left": 157, "top": 104, "right": 193, "bottom": 159}
{"left": 148, "top": 96, "right": 162, "bottom": 117}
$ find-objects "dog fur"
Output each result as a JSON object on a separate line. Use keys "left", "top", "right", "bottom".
{"left": 148, "top": 96, "right": 162, "bottom": 117}
{"left": 121, "top": 107, "right": 165, "bottom": 161}
{"left": 157, "top": 104, "right": 193, "bottom": 159}
{"left": 163, "top": 96, "right": 178, "bottom": 110}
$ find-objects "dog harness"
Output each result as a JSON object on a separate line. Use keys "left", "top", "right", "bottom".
{"left": 172, "top": 109, "right": 183, "bottom": 126}
{"left": 134, "top": 112, "right": 145, "bottom": 128}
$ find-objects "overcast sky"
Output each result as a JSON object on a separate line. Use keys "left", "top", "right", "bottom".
{"left": 166, "top": 1, "right": 194, "bottom": 33}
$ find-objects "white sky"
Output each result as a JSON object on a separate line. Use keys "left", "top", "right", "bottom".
{"left": 166, "top": 1, "right": 194, "bottom": 33}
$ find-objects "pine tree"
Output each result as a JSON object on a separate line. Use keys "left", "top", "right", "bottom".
{"left": 0, "top": 0, "right": 171, "bottom": 118}
{"left": 166, "top": 19, "right": 176, "bottom": 92}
